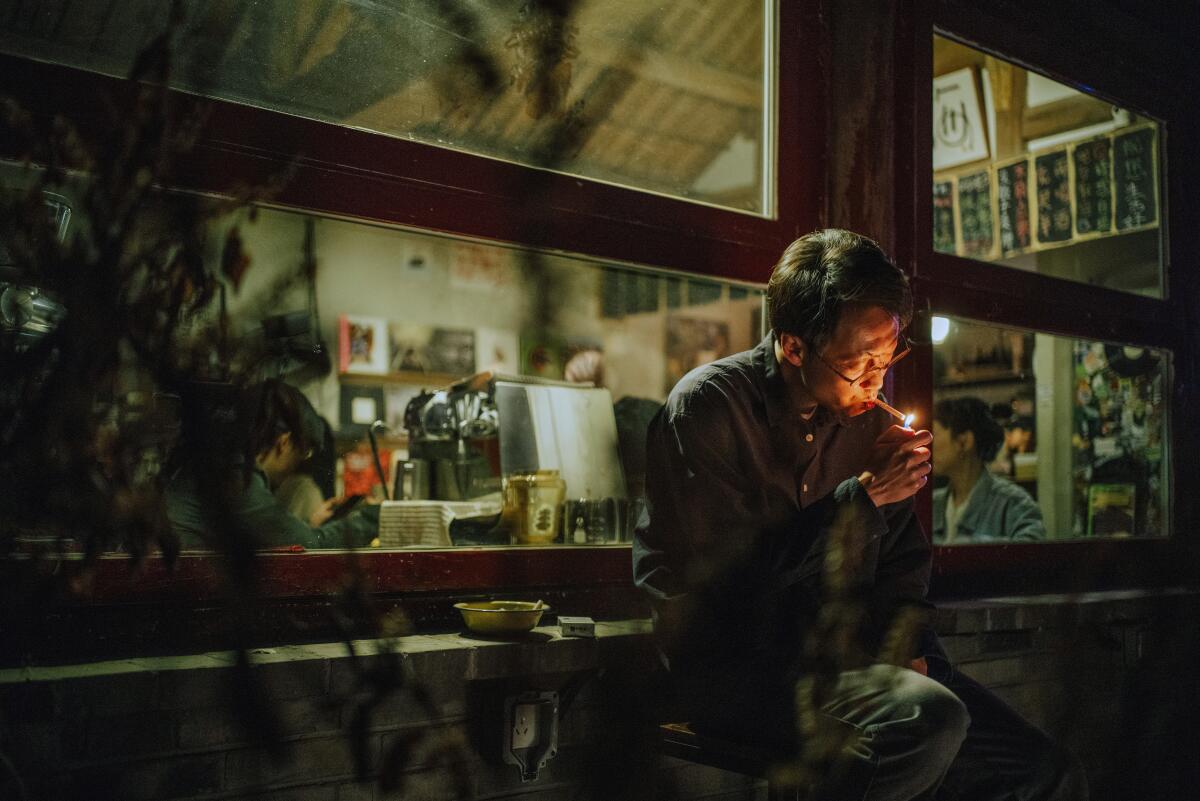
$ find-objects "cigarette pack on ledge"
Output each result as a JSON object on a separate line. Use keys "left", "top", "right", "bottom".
{"left": 558, "top": 616, "right": 596, "bottom": 638}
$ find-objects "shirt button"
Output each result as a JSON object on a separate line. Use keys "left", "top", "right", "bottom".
{"left": 805, "top": 433, "right": 814, "bottom": 442}
{"left": 802, "top": 484, "right": 808, "bottom": 493}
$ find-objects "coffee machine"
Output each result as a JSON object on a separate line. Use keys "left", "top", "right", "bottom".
{"left": 402, "top": 373, "right": 627, "bottom": 505}
{"left": 402, "top": 383, "right": 502, "bottom": 501}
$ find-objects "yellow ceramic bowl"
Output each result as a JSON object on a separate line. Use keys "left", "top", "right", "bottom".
{"left": 454, "top": 601, "right": 548, "bottom": 635}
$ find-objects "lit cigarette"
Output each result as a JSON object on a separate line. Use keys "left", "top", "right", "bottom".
{"left": 873, "top": 398, "right": 913, "bottom": 426}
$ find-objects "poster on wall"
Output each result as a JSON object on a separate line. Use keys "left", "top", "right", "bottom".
{"left": 957, "top": 170, "right": 994, "bottom": 257}
{"left": 664, "top": 316, "right": 730, "bottom": 395}
{"left": 1087, "top": 483, "right": 1135, "bottom": 538}
{"left": 338, "top": 314, "right": 389, "bottom": 375}
{"left": 996, "top": 158, "right": 1032, "bottom": 254}
{"left": 1034, "top": 149, "right": 1072, "bottom": 244}
{"left": 1113, "top": 126, "right": 1158, "bottom": 231}
{"left": 933, "top": 179, "right": 957, "bottom": 254}
{"left": 933, "top": 68, "right": 990, "bottom": 170}
{"left": 388, "top": 324, "right": 476, "bottom": 375}
{"left": 477, "top": 327, "right": 520, "bottom": 374}
{"left": 450, "top": 242, "right": 514, "bottom": 291}
{"left": 1072, "top": 137, "right": 1113, "bottom": 235}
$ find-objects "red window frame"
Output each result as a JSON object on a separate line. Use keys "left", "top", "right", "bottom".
{"left": 0, "top": 2, "right": 826, "bottom": 617}
{"left": 888, "top": 0, "right": 1200, "bottom": 597}
{"left": 4, "top": 0, "right": 1192, "bottom": 636}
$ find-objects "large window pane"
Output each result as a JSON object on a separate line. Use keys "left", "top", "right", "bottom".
{"left": 0, "top": 0, "right": 775, "bottom": 215}
{"left": 932, "top": 316, "right": 1169, "bottom": 543}
{"left": 931, "top": 35, "right": 1163, "bottom": 297}
{"left": 1, "top": 156, "right": 763, "bottom": 553}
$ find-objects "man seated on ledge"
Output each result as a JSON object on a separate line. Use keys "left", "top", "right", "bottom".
{"left": 633, "top": 230, "right": 1084, "bottom": 800}
{"left": 932, "top": 396, "right": 1046, "bottom": 543}
{"left": 167, "top": 379, "right": 378, "bottom": 550}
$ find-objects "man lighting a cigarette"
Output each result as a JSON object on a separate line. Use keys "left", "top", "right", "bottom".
{"left": 633, "top": 230, "right": 1084, "bottom": 800}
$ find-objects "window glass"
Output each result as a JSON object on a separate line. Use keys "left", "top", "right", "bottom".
{"left": 1, "top": 157, "right": 763, "bottom": 553}
{"left": 0, "top": 0, "right": 775, "bottom": 215}
{"left": 932, "top": 35, "right": 1163, "bottom": 298}
{"left": 932, "top": 316, "right": 1169, "bottom": 544}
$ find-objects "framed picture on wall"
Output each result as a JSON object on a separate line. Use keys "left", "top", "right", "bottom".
{"left": 338, "top": 314, "right": 389, "bottom": 375}
{"left": 933, "top": 67, "right": 989, "bottom": 170}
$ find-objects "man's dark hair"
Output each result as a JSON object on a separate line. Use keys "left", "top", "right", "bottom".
{"left": 767, "top": 229, "right": 912, "bottom": 351}
{"left": 934, "top": 396, "right": 1006, "bottom": 462}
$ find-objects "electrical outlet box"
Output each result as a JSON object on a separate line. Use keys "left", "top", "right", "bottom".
{"left": 503, "top": 691, "right": 559, "bottom": 782}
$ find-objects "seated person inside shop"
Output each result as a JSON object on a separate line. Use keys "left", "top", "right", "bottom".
{"left": 932, "top": 397, "right": 1045, "bottom": 543}
{"left": 273, "top": 395, "right": 337, "bottom": 524}
{"left": 167, "top": 378, "right": 378, "bottom": 549}
{"left": 634, "top": 230, "right": 1083, "bottom": 801}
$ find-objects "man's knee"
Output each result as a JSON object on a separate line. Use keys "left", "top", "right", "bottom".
{"left": 886, "top": 667, "right": 971, "bottom": 750}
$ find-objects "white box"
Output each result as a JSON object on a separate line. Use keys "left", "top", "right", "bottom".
{"left": 558, "top": 616, "right": 595, "bottom": 638}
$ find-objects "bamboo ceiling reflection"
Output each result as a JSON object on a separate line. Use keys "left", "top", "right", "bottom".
{"left": 0, "top": 0, "right": 768, "bottom": 210}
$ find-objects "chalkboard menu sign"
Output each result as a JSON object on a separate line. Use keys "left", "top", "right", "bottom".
{"left": 1035, "top": 150, "right": 1072, "bottom": 243}
{"left": 996, "top": 159, "right": 1031, "bottom": 255}
{"left": 957, "top": 170, "right": 994, "bottom": 257}
{"left": 933, "top": 179, "right": 956, "bottom": 254}
{"left": 1113, "top": 126, "right": 1157, "bottom": 231}
{"left": 1073, "top": 138, "right": 1112, "bottom": 235}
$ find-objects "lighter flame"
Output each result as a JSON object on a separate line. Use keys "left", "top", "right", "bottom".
{"left": 903, "top": 412, "right": 916, "bottom": 428}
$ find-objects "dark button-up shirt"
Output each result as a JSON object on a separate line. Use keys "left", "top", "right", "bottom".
{"left": 633, "top": 333, "right": 932, "bottom": 669}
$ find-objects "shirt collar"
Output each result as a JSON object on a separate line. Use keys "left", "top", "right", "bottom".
{"left": 754, "top": 332, "right": 841, "bottom": 429}
{"left": 955, "top": 470, "right": 997, "bottom": 526}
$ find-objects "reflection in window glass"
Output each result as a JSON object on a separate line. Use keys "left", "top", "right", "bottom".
{"left": 931, "top": 35, "right": 1163, "bottom": 297}
{"left": 932, "top": 316, "right": 1168, "bottom": 543}
{"left": 2, "top": 159, "right": 763, "bottom": 556}
{"left": 235, "top": 207, "right": 764, "bottom": 548}
{"left": 0, "top": 0, "right": 774, "bottom": 214}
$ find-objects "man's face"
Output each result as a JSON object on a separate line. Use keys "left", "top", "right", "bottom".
{"left": 785, "top": 304, "right": 901, "bottom": 418}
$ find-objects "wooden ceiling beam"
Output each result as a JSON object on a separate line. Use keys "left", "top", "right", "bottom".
{"left": 578, "top": 34, "right": 762, "bottom": 109}
{"left": 985, "top": 55, "right": 1026, "bottom": 160}
{"left": 1021, "top": 94, "right": 1115, "bottom": 141}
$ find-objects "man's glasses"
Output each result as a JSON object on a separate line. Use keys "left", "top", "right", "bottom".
{"left": 810, "top": 336, "right": 911, "bottom": 387}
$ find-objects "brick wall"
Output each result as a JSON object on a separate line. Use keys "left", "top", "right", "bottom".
{"left": 2, "top": 592, "right": 1195, "bottom": 801}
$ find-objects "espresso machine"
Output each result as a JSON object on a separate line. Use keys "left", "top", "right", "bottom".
{"left": 402, "top": 382, "right": 502, "bottom": 501}
{"left": 402, "top": 374, "right": 626, "bottom": 497}
{"left": 401, "top": 374, "right": 629, "bottom": 543}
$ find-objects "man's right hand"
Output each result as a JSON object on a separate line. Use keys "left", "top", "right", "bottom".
{"left": 860, "top": 424, "right": 932, "bottom": 507}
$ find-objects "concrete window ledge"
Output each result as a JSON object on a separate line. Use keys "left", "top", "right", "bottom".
{"left": 0, "top": 618, "right": 656, "bottom": 688}
{"left": 1, "top": 592, "right": 1196, "bottom": 800}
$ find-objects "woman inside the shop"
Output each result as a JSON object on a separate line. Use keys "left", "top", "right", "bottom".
{"left": 166, "top": 379, "right": 377, "bottom": 549}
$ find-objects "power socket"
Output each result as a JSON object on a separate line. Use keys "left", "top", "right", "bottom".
{"left": 503, "top": 691, "right": 559, "bottom": 781}
{"left": 512, "top": 702, "right": 538, "bottom": 749}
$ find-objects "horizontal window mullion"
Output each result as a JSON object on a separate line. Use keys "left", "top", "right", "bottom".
{"left": 933, "top": 6, "right": 1183, "bottom": 121}
{"left": 913, "top": 265, "right": 1186, "bottom": 353}
{"left": 0, "top": 51, "right": 815, "bottom": 286}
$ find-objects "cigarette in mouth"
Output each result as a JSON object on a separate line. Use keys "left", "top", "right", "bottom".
{"left": 872, "top": 398, "right": 912, "bottom": 425}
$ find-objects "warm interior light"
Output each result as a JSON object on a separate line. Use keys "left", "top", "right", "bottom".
{"left": 931, "top": 316, "right": 950, "bottom": 344}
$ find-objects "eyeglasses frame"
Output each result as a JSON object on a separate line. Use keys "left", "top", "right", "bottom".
{"left": 807, "top": 335, "right": 912, "bottom": 387}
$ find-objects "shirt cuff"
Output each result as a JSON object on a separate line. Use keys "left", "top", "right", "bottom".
{"left": 833, "top": 476, "right": 889, "bottom": 540}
